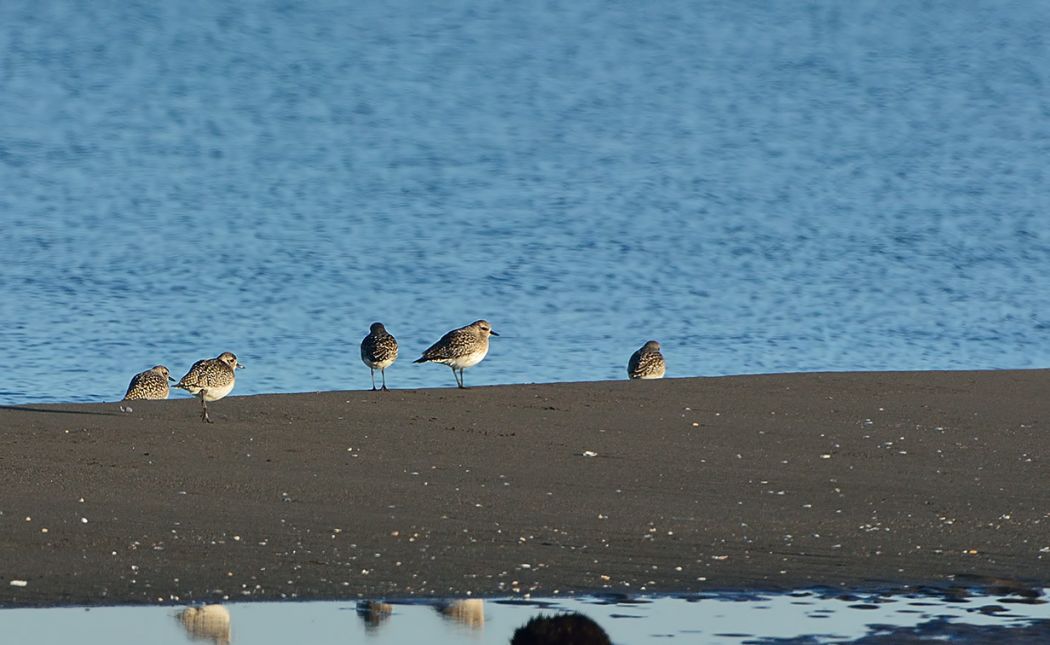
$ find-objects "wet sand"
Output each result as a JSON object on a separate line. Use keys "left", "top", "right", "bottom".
{"left": 1, "top": 370, "right": 1047, "bottom": 607}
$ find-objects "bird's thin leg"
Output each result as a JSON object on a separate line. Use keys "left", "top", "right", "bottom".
{"left": 370, "top": 368, "right": 377, "bottom": 391}
{"left": 200, "top": 392, "right": 212, "bottom": 424}
{"left": 457, "top": 368, "right": 466, "bottom": 389}
{"left": 450, "top": 366, "right": 460, "bottom": 388}
{"left": 381, "top": 368, "right": 388, "bottom": 391}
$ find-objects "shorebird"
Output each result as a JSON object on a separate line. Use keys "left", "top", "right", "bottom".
{"left": 627, "top": 340, "right": 666, "bottom": 380}
{"left": 174, "top": 352, "right": 244, "bottom": 423}
{"left": 119, "top": 365, "right": 175, "bottom": 412}
{"left": 414, "top": 320, "right": 498, "bottom": 388}
{"left": 361, "top": 322, "right": 398, "bottom": 391}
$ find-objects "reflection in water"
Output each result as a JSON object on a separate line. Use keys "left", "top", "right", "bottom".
{"left": 177, "top": 605, "right": 231, "bottom": 645}
{"left": 353, "top": 598, "right": 485, "bottom": 635}
{"left": 4, "top": 588, "right": 1050, "bottom": 644}
{"left": 510, "top": 612, "right": 611, "bottom": 645}
{"left": 355, "top": 600, "right": 394, "bottom": 633}
{"left": 435, "top": 599, "right": 485, "bottom": 629}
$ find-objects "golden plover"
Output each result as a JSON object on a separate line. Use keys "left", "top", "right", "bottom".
{"left": 414, "top": 320, "right": 498, "bottom": 388}
{"left": 119, "top": 365, "right": 174, "bottom": 412}
{"left": 627, "top": 340, "right": 666, "bottom": 379}
{"left": 174, "top": 352, "right": 244, "bottom": 423}
{"left": 361, "top": 322, "right": 399, "bottom": 391}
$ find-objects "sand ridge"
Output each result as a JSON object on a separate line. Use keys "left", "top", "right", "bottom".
{"left": 0, "top": 370, "right": 1047, "bottom": 607}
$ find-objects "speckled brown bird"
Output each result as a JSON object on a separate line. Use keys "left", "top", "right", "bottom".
{"left": 361, "top": 322, "right": 399, "bottom": 391}
{"left": 627, "top": 340, "right": 666, "bottom": 380}
{"left": 119, "top": 365, "right": 174, "bottom": 412}
{"left": 174, "top": 352, "right": 244, "bottom": 423}
{"left": 414, "top": 320, "right": 498, "bottom": 388}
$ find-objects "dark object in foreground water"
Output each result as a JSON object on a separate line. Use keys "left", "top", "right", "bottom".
{"left": 511, "top": 612, "right": 611, "bottom": 645}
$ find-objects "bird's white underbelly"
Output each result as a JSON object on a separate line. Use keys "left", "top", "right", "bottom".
{"left": 442, "top": 347, "right": 488, "bottom": 370}
{"left": 363, "top": 356, "right": 397, "bottom": 370}
{"left": 201, "top": 381, "right": 236, "bottom": 401}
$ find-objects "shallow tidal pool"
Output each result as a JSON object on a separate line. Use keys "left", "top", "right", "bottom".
{"left": 3, "top": 587, "right": 1049, "bottom": 644}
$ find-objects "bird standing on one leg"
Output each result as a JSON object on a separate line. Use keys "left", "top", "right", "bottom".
{"left": 414, "top": 320, "right": 498, "bottom": 388}
{"left": 627, "top": 340, "right": 666, "bottom": 380}
{"left": 174, "top": 352, "right": 244, "bottom": 423}
{"left": 120, "top": 365, "right": 175, "bottom": 412}
{"left": 361, "top": 322, "right": 398, "bottom": 391}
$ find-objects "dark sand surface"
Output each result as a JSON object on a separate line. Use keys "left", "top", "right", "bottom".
{"left": 1, "top": 371, "right": 1048, "bottom": 607}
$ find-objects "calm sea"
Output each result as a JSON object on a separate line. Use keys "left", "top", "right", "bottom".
{"left": 2, "top": 0, "right": 1048, "bottom": 404}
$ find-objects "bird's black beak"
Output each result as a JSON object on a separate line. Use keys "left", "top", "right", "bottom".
{"left": 490, "top": 330, "right": 499, "bottom": 336}
{"left": 168, "top": 376, "right": 176, "bottom": 382}
{"left": 237, "top": 363, "right": 246, "bottom": 369}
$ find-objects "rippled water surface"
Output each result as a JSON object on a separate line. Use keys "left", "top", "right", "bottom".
{"left": 3, "top": 590, "right": 1050, "bottom": 644}
{"left": 2, "top": 1, "right": 1049, "bottom": 403}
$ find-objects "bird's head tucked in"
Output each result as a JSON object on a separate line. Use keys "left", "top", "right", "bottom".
{"left": 151, "top": 365, "right": 175, "bottom": 382}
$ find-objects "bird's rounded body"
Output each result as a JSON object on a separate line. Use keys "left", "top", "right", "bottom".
{"left": 422, "top": 343, "right": 489, "bottom": 370}
{"left": 174, "top": 352, "right": 244, "bottom": 422}
{"left": 361, "top": 323, "right": 399, "bottom": 370}
{"left": 628, "top": 340, "right": 666, "bottom": 380}
{"left": 361, "top": 322, "right": 399, "bottom": 390}
{"left": 176, "top": 355, "right": 239, "bottom": 401}
{"left": 123, "top": 365, "right": 173, "bottom": 401}
{"left": 414, "top": 320, "right": 498, "bottom": 388}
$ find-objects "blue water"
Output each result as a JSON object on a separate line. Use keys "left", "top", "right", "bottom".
{"left": 3, "top": 591, "right": 1050, "bottom": 644}
{"left": 2, "top": 1, "right": 1049, "bottom": 404}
